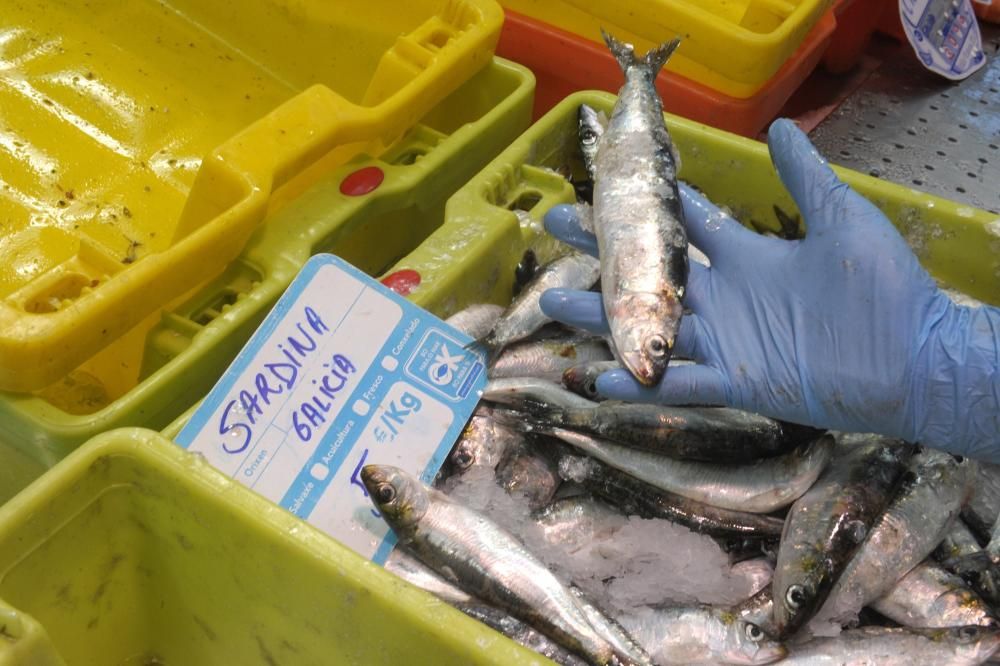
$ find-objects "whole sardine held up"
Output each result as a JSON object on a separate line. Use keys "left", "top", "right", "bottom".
{"left": 360, "top": 465, "right": 642, "bottom": 666}
{"left": 618, "top": 604, "right": 786, "bottom": 665}
{"left": 483, "top": 252, "right": 601, "bottom": 361}
{"left": 871, "top": 561, "right": 997, "bottom": 629}
{"left": 771, "top": 437, "right": 913, "bottom": 636}
{"left": 812, "top": 448, "right": 974, "bottom": 627}
{"left": 592, "top": 32, "right": 687, "bottom": 386}
{"left": 778, "top": 626, "right": 1000, "bottom": 665}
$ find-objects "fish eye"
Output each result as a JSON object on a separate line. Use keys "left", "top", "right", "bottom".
{"left": 743, "top": 622, "right": 764, "bottom": 643}
{"left": 585, "top": 380, "right": 598, "bottom": 397}
{"left": 644, "top": 335, "right": 669, "bottom": 359}
{"left": 959, "top": 626, "right": 981, "bottom": 642}
{"left": 785, "top": 584, "right": 808, "bottom": 610}
{"left": 376, "top": 484, "right": 396, "bottom": 504}
{"left": 451, "top": 449, "right": 474, "bottom": 470}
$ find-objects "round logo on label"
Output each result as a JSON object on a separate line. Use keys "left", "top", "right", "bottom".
{"left": 428, "top": 362, "right": 453, "bottom": 386}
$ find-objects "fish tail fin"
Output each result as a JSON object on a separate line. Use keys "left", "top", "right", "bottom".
{"left": 601, "top": 29, "right": 637, "bottom": 73}
{"left": 602, "top": 30, "right": 681, "bottom": 76}
{"left": 463, "top": 332, "right": 502, "bottom": 367}
{"left": 643, "top": 37, "right": 681, "bottom": 73}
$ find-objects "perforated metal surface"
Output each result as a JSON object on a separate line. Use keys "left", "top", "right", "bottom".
{"left": 811, "top": 24, "right": 1000, "bottom": 214}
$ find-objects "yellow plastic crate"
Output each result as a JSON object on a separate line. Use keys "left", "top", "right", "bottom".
{"left": 0, "top": 0, "right": 503, "bottom": 393}
{"left": 0, "top": 429, "right": 544, "bottom": 665}
{"left": 0, "top": 58, "right": 535, "bottom": 505}
{"left": 499, "top": 0, "right": 834, "bottom": 98}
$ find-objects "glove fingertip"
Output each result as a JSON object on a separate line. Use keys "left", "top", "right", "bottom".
{"left": 595, "top": 370, "right": 658, "bottom": 403}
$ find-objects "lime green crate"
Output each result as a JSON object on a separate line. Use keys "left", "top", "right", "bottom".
{"left": 0, "top": 58, "right": 535, "bottom": 505}
{"left": 0, "top": 428, "right": 544, "bottom": 666}
{"left": 386, "top": 90, "right": 1000, "bottom": 316}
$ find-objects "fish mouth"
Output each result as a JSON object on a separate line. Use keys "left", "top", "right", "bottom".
{"left": 360, "top": 465, "right": 387, "bottom": 493}
{"left": 621, "top": 348, "right": 670, "bottom": 387}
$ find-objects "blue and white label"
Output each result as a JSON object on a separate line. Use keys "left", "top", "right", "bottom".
{"left": 900, "top": 0, "right": 986, "bottom": 81}
{"left": 174, "top": 254, "right": 486, "bottom": 564}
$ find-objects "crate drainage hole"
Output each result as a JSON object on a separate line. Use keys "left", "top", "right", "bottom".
{"left": 509, "top": 191, "right": 543, "bottom": 213}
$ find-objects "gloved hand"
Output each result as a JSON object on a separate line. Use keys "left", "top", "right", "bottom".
{"left": 541, "top": 118, "right": 1000, "bottom": 461}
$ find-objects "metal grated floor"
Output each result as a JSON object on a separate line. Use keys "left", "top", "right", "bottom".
{"left": 811, "top": 24, "right": 1000, "bottom": 215}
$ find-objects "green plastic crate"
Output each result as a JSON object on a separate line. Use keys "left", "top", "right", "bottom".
{"left": 0, "top": 58, "right": 535, "bottom": 505}
{"left": 387, "top": 90, "right": 1000, "bottom": 315}
{"left": 0, "top": 429, "right": 545, "bottom": 665}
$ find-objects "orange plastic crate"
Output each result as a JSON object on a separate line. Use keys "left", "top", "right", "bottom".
{"left": 497, "top": 9, "right": 836, "bottom": 137}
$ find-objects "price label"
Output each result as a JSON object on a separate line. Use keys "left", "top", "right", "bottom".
{"left": 174, "top": 254, "right": 486, "bottom": 563}
{"left": 900, "top": 0, "right": 987, "bottom": 80}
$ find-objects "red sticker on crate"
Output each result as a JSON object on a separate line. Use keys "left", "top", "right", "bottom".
{"left": 380, "top": 269, "right": 421, "bottom": 296}
{"left": 340, "top": 166, "right": 385, "bottom": 196}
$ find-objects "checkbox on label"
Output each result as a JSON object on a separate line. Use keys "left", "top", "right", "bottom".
{"left": 310, "top": 463, "right": 329, "bottom": 481}
{"left": 353, "top": 400, "right": 370, "bottom": 416}
{"left": 381, "top": 356, "right": 398, "bottom": 371}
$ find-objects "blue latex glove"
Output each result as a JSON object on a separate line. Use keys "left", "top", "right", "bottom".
{"left": 541, "top": 118, "right": 1000, "bottom": 461}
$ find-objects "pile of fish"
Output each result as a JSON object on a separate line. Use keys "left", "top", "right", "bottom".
{"left": 359, "top": 33, "right": 1000, "bottom": 666}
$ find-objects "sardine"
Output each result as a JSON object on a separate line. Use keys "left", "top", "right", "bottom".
{"left": 732, "top": 589, "right": 780, "bottom": 639}
{"left": 542, "top": 428, "right": 833, "bottom": 514}
{"left": 778, "top": 626, "right": 1000, "bottom": 665}
{"left": 871, "top": 561, "right": 997, "bottom": 629}
{"left": 962, "top": 462, "right": 1000, "bottom": 540}
{"left": 384, "top": 548, "right": 474, "bottom": 605}
{"left": 360, "top": 465, "right": 637, "bottom": 665}
{"left": 578, "top": 104, "right": 606, "bottom": 183}
{"left": 445, "top": 304, "right": 504, "bottom": 340}
{"left": 484, "top": 377, "right": 599, "bottom": 411}
{"left": 454, "top": 603, "right": 590, "bottom": 666}
{"left": 563, "top": 361, "right": 623, "bottom": 402}
{"left": 568, "top": 585, "right": 654, "bottom": 666}
{"left": 937, "top": 521, "right": 1000, "bottom": 607}
{"left": 534, "top": 495, "right": 623, "bottom": 549}
{"left": 592, "top": 32, "right": 686, "bottom": 385}
{"left": 529, "top": 401, "right": 819, "bottom": 462}
{"left": 484, "top": 252, "right": 602, "bottom": 359}
{"left": 446, "top": 407, "right": 523, "bottom": 477}
{"left": 772, "top": 437, "right": 913, "bottom": 636}
{"left": 496, "top": 440, "right": 562, "bottom": 510}
{"left": 814, "top": 449, "right": 974, "bottom": 625}
{"left": 731, "top": 558, "right": 775, "bottom": 598}
{"left": 618, "top": 604, "right": 786, "bottom": 665}
{"left": 557, "top": 454, "right": 786, "bottom": 539}
{"left": 514, "top": 249, "right": 540, "bottom": 297}
{"left": 489, "top": 337, "right": 614, "bottom": 381}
